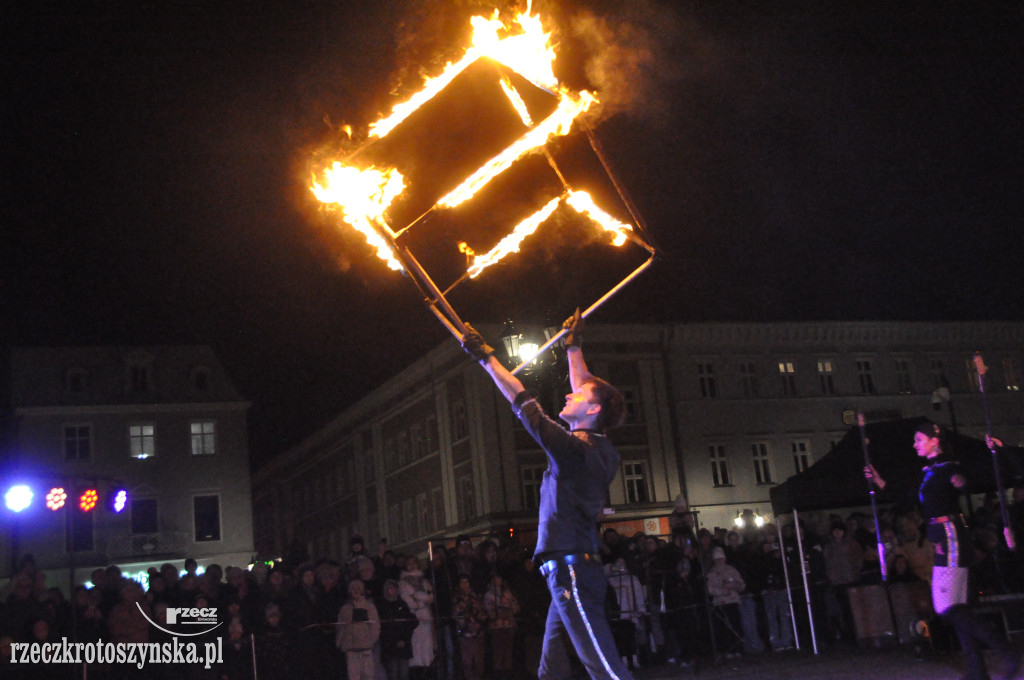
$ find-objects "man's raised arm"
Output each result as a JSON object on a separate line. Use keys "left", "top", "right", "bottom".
{"left": 562, "top": 308, "right": 593, "bottom": 391}
{"left": 461, "top": 326, "right": 525, "bottom": 404}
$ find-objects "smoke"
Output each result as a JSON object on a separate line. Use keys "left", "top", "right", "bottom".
{"left": 562, "top": 1, "right": 702, "bottom": 127}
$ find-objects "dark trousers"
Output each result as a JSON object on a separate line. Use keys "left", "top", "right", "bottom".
{"left": 538, "top": 560, "right": 635, "bottom": 680}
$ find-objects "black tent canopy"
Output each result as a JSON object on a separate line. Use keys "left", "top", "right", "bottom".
{"left": 770, "top": 418, "right": 1024, "bottom": 515}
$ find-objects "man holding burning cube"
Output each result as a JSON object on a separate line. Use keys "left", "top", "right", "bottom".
{"left": 461, "top": 310, "right": 633, "bottom": 680}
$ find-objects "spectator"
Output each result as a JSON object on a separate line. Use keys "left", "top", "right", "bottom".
{"left": 822, "top": 519, "right": 863, "bottom": 641}
{"left": 337, "top": 579, "right": 381, "bottom": 680}
{"left": 399, "top": 555, "right": 435, "bottom": 680}
{"left": 378, "top": 579, "right": 416, "bottom": 680}
{"left": 453, "top": 575, "right": 488, "bottom": 680}
{"left": 705, "top": 547, "right": 748, "bottom": 658}
{"left": 761, "top": 540, "right": 794, "bottom": 652}
{"left": 607, "top": 558, "right": 647, "bottom": 668}
{"left": 257, "top": 602, "right": 291, "bottom": 680}
{"left": 896, "top": 511, "right": 934, "bottom": 584}
{"left": 483, "top": 573, "right": 520, "bottom": 680}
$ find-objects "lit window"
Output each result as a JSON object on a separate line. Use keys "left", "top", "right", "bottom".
{"left": 817, "top": 360, "right": 835, "bottom": 395}
{"left": 190, "top": 421, "right": 216, "bottom": 456}
{"left": 622, "top": 461, "right": 649, "bottom": 503}
{"left": 521, "top": 465, "right": 545, "bottom": 510}
{"left": 709, "top": 445, "right": 731, "bottom": 487}
{"left": 857, "top": 360, "right": 876, "bottom": 395}
{"left": 752, "top": 442, "right": 774, "bottom": 484}
{"left": 129, "top": 424, "right": 155, "bottom": 459}
{"left": 792, "top": 440, "right": 812, "bottom": 474}
{"left": 778, "top": 362, "right": 797, "bottom": 396}
{"left": 193, "top": 495, "right": 221, "bottom": 542}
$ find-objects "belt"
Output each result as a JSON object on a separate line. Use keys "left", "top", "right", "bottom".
{"left": 539, "top": 552, "right": 600, "bottom": 577}
{"left": 930, "top": 515, "right": 953, "bottom": 524}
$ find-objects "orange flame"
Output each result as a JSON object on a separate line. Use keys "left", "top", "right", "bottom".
{"left": 565, "top": 190, "right": 632, "bottom": 246}
{"left": 311, "top": 163, "right": 406, "bottom": 271}
{"left": 437, "top": 90, "right": 595, "bottom": 208}
{"left": 369, "top": 11, "right": 558, "bottom": 139}
{"left": 466, "top": 196, "right": 561, "bottom": 278}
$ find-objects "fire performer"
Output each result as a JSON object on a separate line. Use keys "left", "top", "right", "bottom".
{"left": 865, "top": 421, "right": 1021, "bottom": 680}
{"left": 460, "top": 310, "right": 634, "bottom": 680}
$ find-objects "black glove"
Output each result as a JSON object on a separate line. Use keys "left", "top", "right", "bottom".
{"left": 461, "top": 324, "right": 495, "bottom": 362}
{"left": 562, "top": 307, "right": 584, "bottom": 348}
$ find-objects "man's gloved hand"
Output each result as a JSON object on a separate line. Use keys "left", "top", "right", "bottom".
{"left": 562, "top": 307, "right": 584, "bottom": 348}
{"left": 461, "top": 324, "right": 495, "bottom": 362}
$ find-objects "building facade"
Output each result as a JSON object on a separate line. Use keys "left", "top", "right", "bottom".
{"left": 1, "top": 346, "right": 254, "bottom": 591}
{"left": 252, "top": 321, "right": 1024, "bottom": 560}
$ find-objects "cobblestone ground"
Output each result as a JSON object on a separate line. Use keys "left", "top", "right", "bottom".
{"left": 633, "top": 645, "right": 1023, "bottom": 680}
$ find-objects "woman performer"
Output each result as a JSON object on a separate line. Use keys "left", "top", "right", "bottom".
{"left": 866, "top": 421, "right": 1020, "bottom": 680}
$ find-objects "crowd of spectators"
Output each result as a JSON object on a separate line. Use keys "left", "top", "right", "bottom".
{"left": 3, "top": 496, "right": 1023, "bottom": 680}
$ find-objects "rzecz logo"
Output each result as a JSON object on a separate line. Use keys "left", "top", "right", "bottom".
{"left": 138, "top": 604, "right": 222, "bottom": 637}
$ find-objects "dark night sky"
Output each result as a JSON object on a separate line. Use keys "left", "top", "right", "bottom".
{"left": 3, "top": 0, "right": 1023, "bottom": 468}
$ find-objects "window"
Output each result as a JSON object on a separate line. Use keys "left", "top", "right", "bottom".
{"left": 739, "top": 362, "right": 759, "bottom": 398}
{"left": 67, "top": 510, "right": 94, "bottom": 552}
{"left": 129, "top": 364, "right": 150, "bottom": 392}
{"left": 856, "top": 360, "right": 875, "bottom": 395}
{"left": 384, "top": 438, "right": 396, "bottom": 473}
{"left": 131, "top": 499, "right": 158, "bottom": 535}
{"left": 64, "top": 425, "right": 91, "bottom": 461}
{"left": 751, "top": 442, "right": 774, "bottom": 485}
{"left": 403, "top": 498, "right": 415, "bottom": 541}
{"left": 622, "top": 461, "right": 649, "bottom": 503}
{"left": 778, "top": 362, "right": 797, "bottom": 396}
{"left": 791, "top": 440, "right": 812, "bottom": 474}
{"left": 418, "top": 492, "right": 431, "bottom": 535}
{"left": 452, "top": 399, "right": 469, "bottom": 441}
{"left": 894, "top": 358, "right": 913, "bottom": 394}
{"left": 929, "top": 359, "right": 946, "bottom": 390}
{"left": 410, "top": 423, "right": 424, "bottom": 460}
{"left": 191, "top": 367, "right": 211, "bottom": 392}
{"left": 457, "top": 473, "right": 476, "bottom": 522}
{"left": 697, "top": 363, "right": 716, "bottom": 398}
{"left": 397, "top": 431, "right": 410, "bottom": 467}
{"left": 129, "top": 424, "right": 155, "bottom": 459}
{"left": 432, "top": 487, "right": 446, "bottom": 533}
{"left": 965, "top": 357, "right": 981, "bottom": 392}
{"left": 425, "top": 414, "right": 439, "bottom": 454}
{"left": 190, "top": 421, "right": 216, "bottom": 456}
{"left": 64, "top": 368, "right": 88, "bottom": 395}
{"left": 521, "top": 465, "right": 545, "bottom": 510}
{"left": 1004, "top": 358, "right": 1021, "bottom": 392}
{"left": 193, "top": 495, "right": 221, "bottom": 542}
{"left": 620, "top": 387, "right": 643, "bottom": 423}
{"left": 709, "top": 445, "right": 731, "bottom": 487}
{"left": 389, "top": 504, "right": 402, "bottom": 543}
{"left": 817, "top": 360, "right": 835, "bottom": 395}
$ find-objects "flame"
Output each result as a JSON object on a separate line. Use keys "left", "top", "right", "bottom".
{"left": 565, "top": 190, "right": 632, "bottom": 246}
{"left": 369, "top": 11, "right": 558, "bottom": 139}
{"left": 464, "top": 191, "right": 633, "bottom": 278}
{"left": 311, "top": 163, "right": 406, "bottom": 271}
{"left": 437, "top": 90, "right": 595, "bottom": 208}
{"left": 466, "top": 196, "right": 561, "bottom": 278}
{"left": 500, "top": 77, "right": 533, "bottom": 127}
{"left": 312, "top": 8, "right": 625, "bottom": 276}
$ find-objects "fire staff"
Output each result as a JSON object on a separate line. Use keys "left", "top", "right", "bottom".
{"left": 866, "top": 421, "right": 1020, "bottom": 680}
{"left": 460, "top": 310, "right": 634, "bottom": 680}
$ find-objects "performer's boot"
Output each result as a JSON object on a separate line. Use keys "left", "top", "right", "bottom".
{"left": 949, "top": 604, "right": 1021, "bottom": 680}
{"left": 944, "top": 605, "right": 991, "bottom": 680}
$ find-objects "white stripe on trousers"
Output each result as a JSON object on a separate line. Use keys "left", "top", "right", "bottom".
{"left": 568, "top": 564, "right": 622, "bottom": 680}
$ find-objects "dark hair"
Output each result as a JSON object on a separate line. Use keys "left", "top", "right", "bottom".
{"left": 914, "top": 420, "right": 952, "bottom": 456}
{"left": 583, "top": 377, "right": 625, "bottom": 430}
